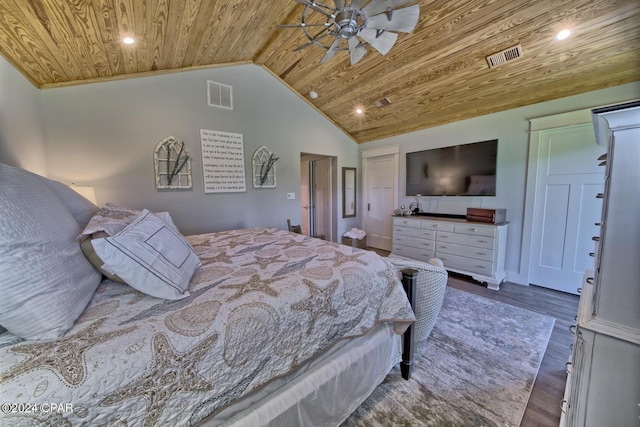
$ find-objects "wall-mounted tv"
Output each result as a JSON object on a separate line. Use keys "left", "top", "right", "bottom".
{"left": 406, "top": 139, "right": 498, "bottom": 196}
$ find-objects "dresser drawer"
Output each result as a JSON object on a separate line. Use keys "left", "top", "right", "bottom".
{"left": 436, "top": 252, "right": 494, "bottom": 276}
{"left": 437, "top": 231, "right": 495, "bottom": 249}
{"left": 393, "top": 217, "right": 421, "bottom": 228}
{"left": 453, "top": 223, "right": 496, "bottom": 237}
{"left": 393, "top": 225, "right": 435, "bottom": 240}
{"left": 420, "top": 220, "right": 455, "bottom": 232}
{"left": 435, "top": 241, "right": 494, "bottom": 262}
{"left": 394, "top": 235, "right": 435, "bottom": 250}
{"left": 392, "top": 244, "right": 434, "bottom": 262}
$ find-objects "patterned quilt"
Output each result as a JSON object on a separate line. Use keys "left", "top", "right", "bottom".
{"left": 0, "top": 228, "right": 415, "bottom": 426}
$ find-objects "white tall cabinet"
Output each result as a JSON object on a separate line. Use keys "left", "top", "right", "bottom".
{"left": 561, "top": 101, "right": 640, "bottom": 426}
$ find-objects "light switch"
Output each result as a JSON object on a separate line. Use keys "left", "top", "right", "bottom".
{"left": 287, "top": 193, "right": 295, "bottom": 200}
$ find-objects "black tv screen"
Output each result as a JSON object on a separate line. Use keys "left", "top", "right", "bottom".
{"left": 406, "top": 139, "right": 498, "bottom": 196}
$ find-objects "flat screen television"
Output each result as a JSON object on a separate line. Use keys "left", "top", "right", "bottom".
{"left": 406, "top": 139, "right": 498, "bottom": 196}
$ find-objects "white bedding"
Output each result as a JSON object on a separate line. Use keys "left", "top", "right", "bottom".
{"left": 0, "top": 227, "right": 414, "bottom": 426}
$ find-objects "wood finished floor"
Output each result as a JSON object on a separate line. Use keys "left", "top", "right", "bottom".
{"left": 367, "top": 247, "right": 579, "bottom": 427}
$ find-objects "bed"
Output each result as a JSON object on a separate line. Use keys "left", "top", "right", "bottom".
{"left": 0, "top": 163, "right": 416, "bottom": 426}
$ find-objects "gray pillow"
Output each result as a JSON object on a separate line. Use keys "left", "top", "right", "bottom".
{"left": 0, "top": 163, "right": 102, "bottom": 340}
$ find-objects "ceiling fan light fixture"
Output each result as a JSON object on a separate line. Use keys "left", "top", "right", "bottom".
{"left": 279, "top": 0, "right": 420, "bottom": 65}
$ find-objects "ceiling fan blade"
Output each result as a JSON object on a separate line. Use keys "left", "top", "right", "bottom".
{"left": 366, "top": 4, "right": 420, "bottom": 33}
{"left": 358, "top": 28, "right": 398, "bottom": 55}
{"left": 292, "top": 0, "right": 334, "bottom": 17}
{"left": 350, "top": 0, "right": 367, "bottom": 9}
{"left": 321, "top": 37, "right": 342, "bottom": 63}
{"left": 348, "top": 36, "right": 367, "bottom": 65}
{"left": 293, "top": 32, "right": 330, "bottom": 51}
{"left": 277, "top": 23, "right": 329, "bottom": 28}
{"left": 333, "top": 0, "right": 345, "bottom": 8}
{"left": 363, "top": 0, "right": 414, "bottom": 17}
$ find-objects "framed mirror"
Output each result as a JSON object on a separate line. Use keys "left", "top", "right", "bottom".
{"left": 342, "top": 167, "right": 356, "bottom": 218}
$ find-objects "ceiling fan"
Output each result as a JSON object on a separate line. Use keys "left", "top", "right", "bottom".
{"left": 278, "top": 0, "right": 420, "bottom": 65}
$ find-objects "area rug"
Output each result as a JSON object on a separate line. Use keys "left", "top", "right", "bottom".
{"left": 342, "top": 287, "right": 555, "bottom": 427}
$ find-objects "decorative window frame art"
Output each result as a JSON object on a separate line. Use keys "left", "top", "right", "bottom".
{"left": 252, "top": 146, "right": 278, "bottom": 188}
{"left": 154, "top": 136, "right": 192, "bottom": 190}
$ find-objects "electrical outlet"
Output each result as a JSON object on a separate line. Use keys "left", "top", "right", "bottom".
{"left": 287, "top": 193, "right": 295, "bottom": 200}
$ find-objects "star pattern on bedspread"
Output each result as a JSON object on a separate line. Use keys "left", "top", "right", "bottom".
{"left": 275, "top": 239, "right": 307, "bottom": 250}
{"left": 291, "top": 279, "right": 340, "bottom": 334}
{"left": 100, "top": 332, "right": 218, "bottom": 427}
{"left": 330, "top": 250, "right": 368, "bottom": 267}
{"left": 244, "top": 254, "right": 287, "bottom": 270}
{"left": 219, "top": 274, "right": 284, "bottom": 301}
{"left": 0, "top": 319, "right": 136, "bottom": 387}
{"left": 199, "top": 251, "right": 235, "bottom": 265}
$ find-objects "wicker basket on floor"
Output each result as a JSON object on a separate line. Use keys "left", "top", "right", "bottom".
{"left": 387, "top": 254, "right": 448, "bottom": 342}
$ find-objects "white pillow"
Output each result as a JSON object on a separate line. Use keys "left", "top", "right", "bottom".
{"left": 91, "top": 210, "right": 201, "bottom": 300}
{"left": 0, "top": 163, "right": 102, "bottom": 340}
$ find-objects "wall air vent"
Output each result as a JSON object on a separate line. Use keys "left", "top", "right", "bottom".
{"left": 486, "top": 44, "right": 523, "bottom": 69}
{"left": 207, "top": 80, "right": 233, "bottom": 110}
{"left": 374, "top": 97, "right": 392, "bottom": 108}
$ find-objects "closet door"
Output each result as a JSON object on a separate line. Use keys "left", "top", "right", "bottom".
{"left": 528, "top": 124, "right": 605, "bottom": 294}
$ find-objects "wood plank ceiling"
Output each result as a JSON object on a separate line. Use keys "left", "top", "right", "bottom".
{"left": 1, "top": 0, "right": 639, "bottom": 143}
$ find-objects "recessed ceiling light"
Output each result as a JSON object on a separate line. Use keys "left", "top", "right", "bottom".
{"left": 556, "top": 29, "right": 572, "bottom": 41}
{"left": 122, "top": 37, "right": 135, "bottom": 45}
{"left": 309, "top": 91, "right": 318, "bottom": 99}
{"left": 355, "top": 108, "right": 364, "bottom": 115}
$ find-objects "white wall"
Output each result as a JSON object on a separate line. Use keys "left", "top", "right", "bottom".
{"left": 38, "top": 65, "right": 359, "bottom": 237}
{"left": 0, "top": 56, "right": 47, "bottom": 175}
{"left": 358, "top": 81, "right": 640, "bottom": 285}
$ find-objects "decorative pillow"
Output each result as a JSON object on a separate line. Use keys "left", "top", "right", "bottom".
{"left": 79, "top": 203, "right": 179, "bottom": 239}
{"left": 0, "top": 163, "right": 102, "bottom": 340}
{"left": 40, "top": 177, "right": 98, "bottom": 228}
{"left": 90, "top": 210, "right": 201, "bottom": 300}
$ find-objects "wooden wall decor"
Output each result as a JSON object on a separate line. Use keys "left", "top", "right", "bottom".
{"left": 154, "top": 136, "right": 192, "bottom": 190}
{"left": 252, "top": 146, "right": 278, "bottom": 189}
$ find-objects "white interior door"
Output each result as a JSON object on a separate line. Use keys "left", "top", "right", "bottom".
{"left": 529, "top": 124, "right": 606, "bottom": 294}
{"left": 314, "top": 158, "right": 331, "bottom": 238}
{"left": 365, "top": 155, "right": 395, "bottom": 250}
{"left": 300, "top": 160, "right": 310, "bottom": 235}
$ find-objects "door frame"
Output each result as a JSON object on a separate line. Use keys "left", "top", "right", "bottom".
{"left": 521, "top": 108, "right": 595, "bottom": 286}
{"left": 361, "top": 145, "right": 400, "bottom": 246}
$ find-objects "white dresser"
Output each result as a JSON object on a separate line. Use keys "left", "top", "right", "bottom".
{"left": 391, "top": 216, "right": 508, "bottom": 290}
{"left": 560, "top": 101, "right": 640, "bottom": 427}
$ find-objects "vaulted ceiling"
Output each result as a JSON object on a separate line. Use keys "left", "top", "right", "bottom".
{"left": 1, "top": 0, "right": 639, "bottom": 143}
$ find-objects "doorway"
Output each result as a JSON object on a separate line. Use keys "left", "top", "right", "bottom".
{"left": 300, "top": 154, "right": 336, "bottom": 241}
{"left": 361, "top": 145, "right": 399, "bottom": 251}
{"left": 524, "top": 111, "right": 606, "bottom": 294}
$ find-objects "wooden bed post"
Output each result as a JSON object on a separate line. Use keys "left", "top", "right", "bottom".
{"left": 400, "top": 268, "right": 418, "bottom": 380}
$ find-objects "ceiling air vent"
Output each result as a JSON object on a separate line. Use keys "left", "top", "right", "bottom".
{"left": 486, "top": 44, "right": 523, "bottom": 69}
{"left": 374, "top": 97, "right": 392, "bottom": 108}
{"left": 207, "top": 80, "right": 233, "bottom": 110}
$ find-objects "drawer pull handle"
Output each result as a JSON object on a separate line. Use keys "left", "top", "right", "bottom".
{"left": 586, "top": 277, "right": 593, "bottom": 285}
{"left": 478, "top": 240, "right": 488, "bottom": 243}
{"left": 477, "top": 252, "right": 487, "bottom": 256}
{"left": 475, "top": 265, "right": 486, "bottom": 269}
{"left": 592, "top": 236, "right": 600, "bottom": 242}
{"left": 440, "top": 246, "right": 448, "bottom": 249}
{"left": 470, "top": 228, "right": 477, "bottom": 232}
{"left": 432, "top": 224, "right": 439, "bottom": 228}
{"left": 440, "top": 235, "right": 448, "bottom": 239}
{"left": 569, "top": 325, "right": 576, "bottom": 334}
